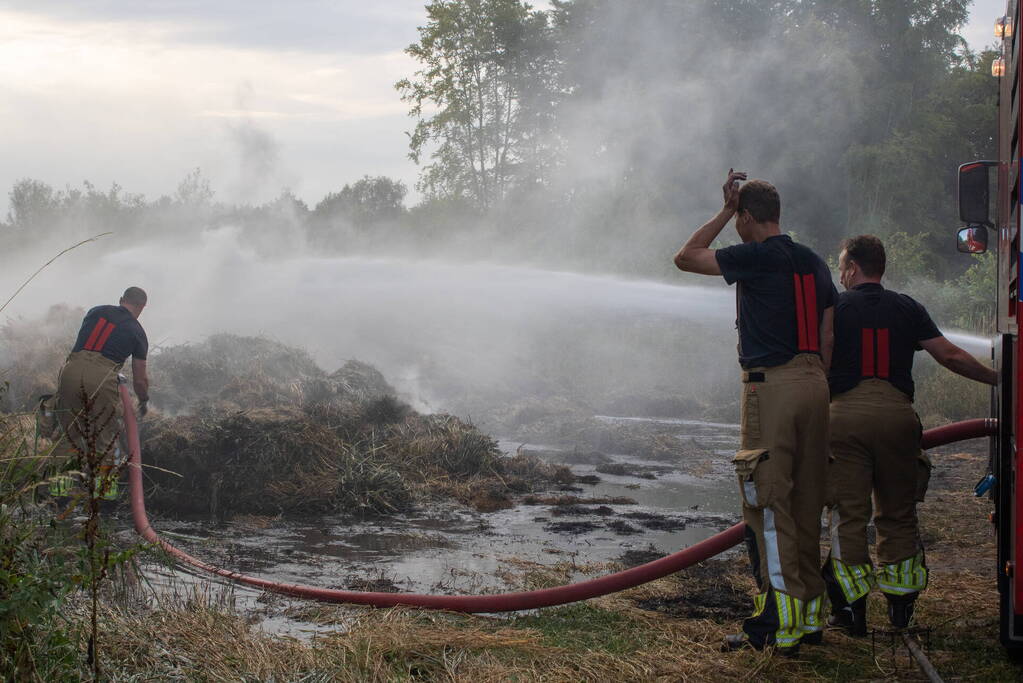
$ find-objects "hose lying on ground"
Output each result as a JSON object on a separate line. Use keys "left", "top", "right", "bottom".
{"left": 121, "top": 381, "right": 996, "bottom": 612}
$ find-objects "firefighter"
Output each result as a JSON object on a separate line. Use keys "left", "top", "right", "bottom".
{"left": 50, "top": 287, "right": 150, "bottom": 500}
{"left": 674, "top": 171, "right": 837, "bottom": 655}
{"left": 823, "top": 235, "right": 997, "bottom": 634}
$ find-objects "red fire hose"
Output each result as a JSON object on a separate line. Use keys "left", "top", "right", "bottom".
{"left": 121, "top": 383, "right": 996, "bottom": 612}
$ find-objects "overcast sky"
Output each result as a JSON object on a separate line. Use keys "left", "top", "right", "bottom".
{"left": 0, "top": 0, "right": 1010, "bottom": 212}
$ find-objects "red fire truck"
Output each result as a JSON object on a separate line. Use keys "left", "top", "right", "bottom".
{"left": 956, "top": 2, "right": 1023, "bottom": 652}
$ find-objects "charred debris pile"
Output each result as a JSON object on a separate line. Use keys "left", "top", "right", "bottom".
{"left": 139, "top": 335, "right": 573, "bottom": 517}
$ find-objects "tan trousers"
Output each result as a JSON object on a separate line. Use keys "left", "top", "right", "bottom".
{"left": 828, "top": 379, "right": 926, "bottom": 567}
{"left": 737, "top": 354, "right": 829, "bottom": 601}
{"left": 54, "top": 350, "right": 123, "bottom": 459}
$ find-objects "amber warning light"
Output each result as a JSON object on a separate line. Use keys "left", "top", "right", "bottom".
{"left": 993, "top": 56, "right": 1006, "bottom": 77}
{"left": 996, "top": 15, "right": 1014, "bottom": 40}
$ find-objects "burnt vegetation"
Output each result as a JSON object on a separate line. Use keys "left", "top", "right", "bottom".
{"left": 1, "top": 319, "right": 571, "bottom": 519}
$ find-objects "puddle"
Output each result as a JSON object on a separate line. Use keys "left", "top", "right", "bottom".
{"left": 135, "top": 417, "right": 742, "bottom": 637}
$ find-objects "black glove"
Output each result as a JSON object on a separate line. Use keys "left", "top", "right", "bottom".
{"left": 138, "top": 400, "right": 149, "bottom": 417}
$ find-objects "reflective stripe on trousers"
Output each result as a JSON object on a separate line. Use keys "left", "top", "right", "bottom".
{"left": 749, "top": 590, "right": 807, "bottom": 648}
{"left": 877, "top": 552, "right": 928, "bottom": 595}
{"left": 763, "top": 508, "right": 787, "bottom": 593}
{"left": 828, "top": 555, "right": 875, "bottom": 603}
{"left": 802, "top": 594, "right": 826, "bottom": 634}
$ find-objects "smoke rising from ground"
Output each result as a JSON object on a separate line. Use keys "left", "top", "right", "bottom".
{"left": 0, "top": 1, "right": 988, "bottom": 433}
{"left": 0, "top": 228, "right": 739, "bottom": 430}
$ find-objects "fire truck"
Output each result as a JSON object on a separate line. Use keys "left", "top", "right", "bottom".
{"left": 956, "top": 2, "right": 1023, "bottom": 652}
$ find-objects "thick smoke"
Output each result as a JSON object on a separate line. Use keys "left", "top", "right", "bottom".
{"left": 0, "top": 228, "right": 739, "bottom": 430}
{"left": 225, "top": 81, "right": 293, "bottom": 205}
{"left": 0, "top": 2, "right": 979, "bottom": 435}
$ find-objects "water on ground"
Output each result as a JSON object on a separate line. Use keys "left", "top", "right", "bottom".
{"left": 131, "top": 415, "right": 741, "bottom": 638}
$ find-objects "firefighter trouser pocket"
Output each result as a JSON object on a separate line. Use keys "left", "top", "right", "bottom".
{"left": 915, "top": 452, "right": 932, "bottom": 503}
{"left": 734, "top": 448, "right": 773, "bottom": 509}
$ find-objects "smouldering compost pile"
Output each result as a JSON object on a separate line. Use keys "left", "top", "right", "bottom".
{"left": 0, "top": 312, "right": 572, "bottom": 517}
{"left": 140, "top": 335, "right": 574, "bottom": 517}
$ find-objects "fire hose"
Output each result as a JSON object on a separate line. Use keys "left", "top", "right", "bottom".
{"left": 121, "top": 382, "right": 997, "bottom": 612}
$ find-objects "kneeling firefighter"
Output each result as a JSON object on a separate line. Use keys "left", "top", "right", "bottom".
{"left": 49, "top": 287, "right": 150, "bottom": 500}
{"left": 824, "top": 236, "right": 996, "bottom": 633}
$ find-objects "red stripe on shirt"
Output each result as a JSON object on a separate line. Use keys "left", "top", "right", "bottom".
{"left": 793, "top": 274, "right": 808, "bottom": 351}
{"left": 876, "top": 328, "right": 890, "bottom": 378}
{"left": 83, "top": 318, "right": 108, "bottom": 351}
{"left": 802, "top": 273, "right": 819, "bottom": 351}
{"left": 861, "top": 328, "right": 875, "bottom": 377}
{"left": 93, "top": 320, "right": 116, "bottom": 352}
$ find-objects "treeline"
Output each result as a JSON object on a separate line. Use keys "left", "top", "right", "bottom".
{"left": 393, "top": 0, "right": 997, "bottom": 281}
{"left": 1, "top": 0, "right": 998, "bottom": 285}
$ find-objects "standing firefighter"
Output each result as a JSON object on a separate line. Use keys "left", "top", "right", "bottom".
{"left": 51, "top": 287, "right": 150, "bottom": 500}
{"left": 824, "top": 236, "right": 996, "bottom": 633}
{"left": 674, "top": 171, "right": 836, "bottom": 656}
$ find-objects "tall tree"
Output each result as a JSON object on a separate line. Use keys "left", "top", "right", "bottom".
{"left": 397, "top": 0, "right": 559, "bottom": 210}
{"left": 313, "top": 176, "right": 407, "bottom": 229}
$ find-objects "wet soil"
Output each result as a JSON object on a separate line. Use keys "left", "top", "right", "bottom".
{"left": 549, "top": 504, "right": 615, "bottom": 517}
{"left": 621, "top": 511, "right": 688, "bottom": 532}
{"left": 523, "top": 448, "right": 611, "bottom": 466}
{"left": 615, "top": 546, "right": 668, "bottom": 567}
{"left": 606, "top": 520, "right": 642, "bottom": 535}
{"left": 135, "top": 415, "right": 741, "bottom": 637}
{"left": 595, "top": 463, "right": 666, "bottom": 479}
{"left": 633, "top": 560, "right": 750, "bottom": 621}
{"left": 341, "top": 576, "right": 402, "bottom": 593}
{"left": 543, "top": 520, "right": 603, "bottom": 535}
{"left": 521, "top": 494, "right": 637, "bottom": 506}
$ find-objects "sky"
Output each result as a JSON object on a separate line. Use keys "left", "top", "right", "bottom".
{"left": 0, "top": 0, "right": 1011, "bottom": 213}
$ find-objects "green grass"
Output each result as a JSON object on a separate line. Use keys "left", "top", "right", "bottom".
{"left": 510, "top": 604, "right": 654, "bottom": 655}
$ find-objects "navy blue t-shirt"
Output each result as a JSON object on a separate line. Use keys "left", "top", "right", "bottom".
{"left": 71, "top": 305, "right": 148, "bottom": 365}
{"left": 828, "top": 283, "right": 941, "bottom": 400}
{"left": 715, "top": 235, "right": 837, "bottom": 369}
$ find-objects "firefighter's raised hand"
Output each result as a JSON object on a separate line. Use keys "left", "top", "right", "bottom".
{"left": 138, "top": 399, "right": 148, "bottom": 417}
{"left": 722, "top": 169, "right": 747, "bottom": 212}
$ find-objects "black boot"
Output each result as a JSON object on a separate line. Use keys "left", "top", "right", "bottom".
{"left": 886, "top": 593, "right": 916, "bottom": 629}
{"left": 802, "top": 630, "right": 825, "bottom": 646}
{"left": 822, "top": 555, "right": 868, "bottom": 637}
{"left": 827, "top": 596, "right": 867, "bottom": 637}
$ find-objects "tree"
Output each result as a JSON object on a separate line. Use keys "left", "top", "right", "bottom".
{"left": 6, "top": 179, "right": 59, "bottom": 233}
{"left": 843, "top": 48, "right": 998, "bottom": 273}
{"left": 174, "top": 167, "right": 214, "bottom": 207}
{"left": 313, "top": 176, "right": 407, "bottom": 228}
{"left": 396, "top": 0, "right": 559, "bottom": 210}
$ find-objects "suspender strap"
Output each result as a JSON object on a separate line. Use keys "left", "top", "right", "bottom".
{"left": 861, "top": 328, "right": 875, "bottom": 376}
{"left": 802, "top": 273, "right": 819, "bottom": 351}
{"left": 783, "top": 245, "right": 819, "bottom": 353}
{"left": 83, "top": 318, "right": 106, "bottom": 351}
{"left": 859, "top": 291, "right": 891, "bottom": 379}
{"left": 876, "top": 328, "right": 890, "bottom": 378}
{"left": 83, "top": 317, "right": 117, "bottom": 353}
{"left": 792, "top": 274, "right": 808, "bottom": 351}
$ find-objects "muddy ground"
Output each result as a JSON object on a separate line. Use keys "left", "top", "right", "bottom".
{"left": 88, "top": 436, "right": 1023, "bottom": 682}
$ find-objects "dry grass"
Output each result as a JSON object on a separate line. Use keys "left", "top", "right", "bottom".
{"left": 84, "top": 444, "right": 1023, "bottom": 682}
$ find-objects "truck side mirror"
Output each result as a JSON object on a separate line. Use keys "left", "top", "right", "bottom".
{"left": 957, "top": 225, "right": 989, "bottom": 254}
{"left": 958, "top": 161, "right": 997, "bottom": 226}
